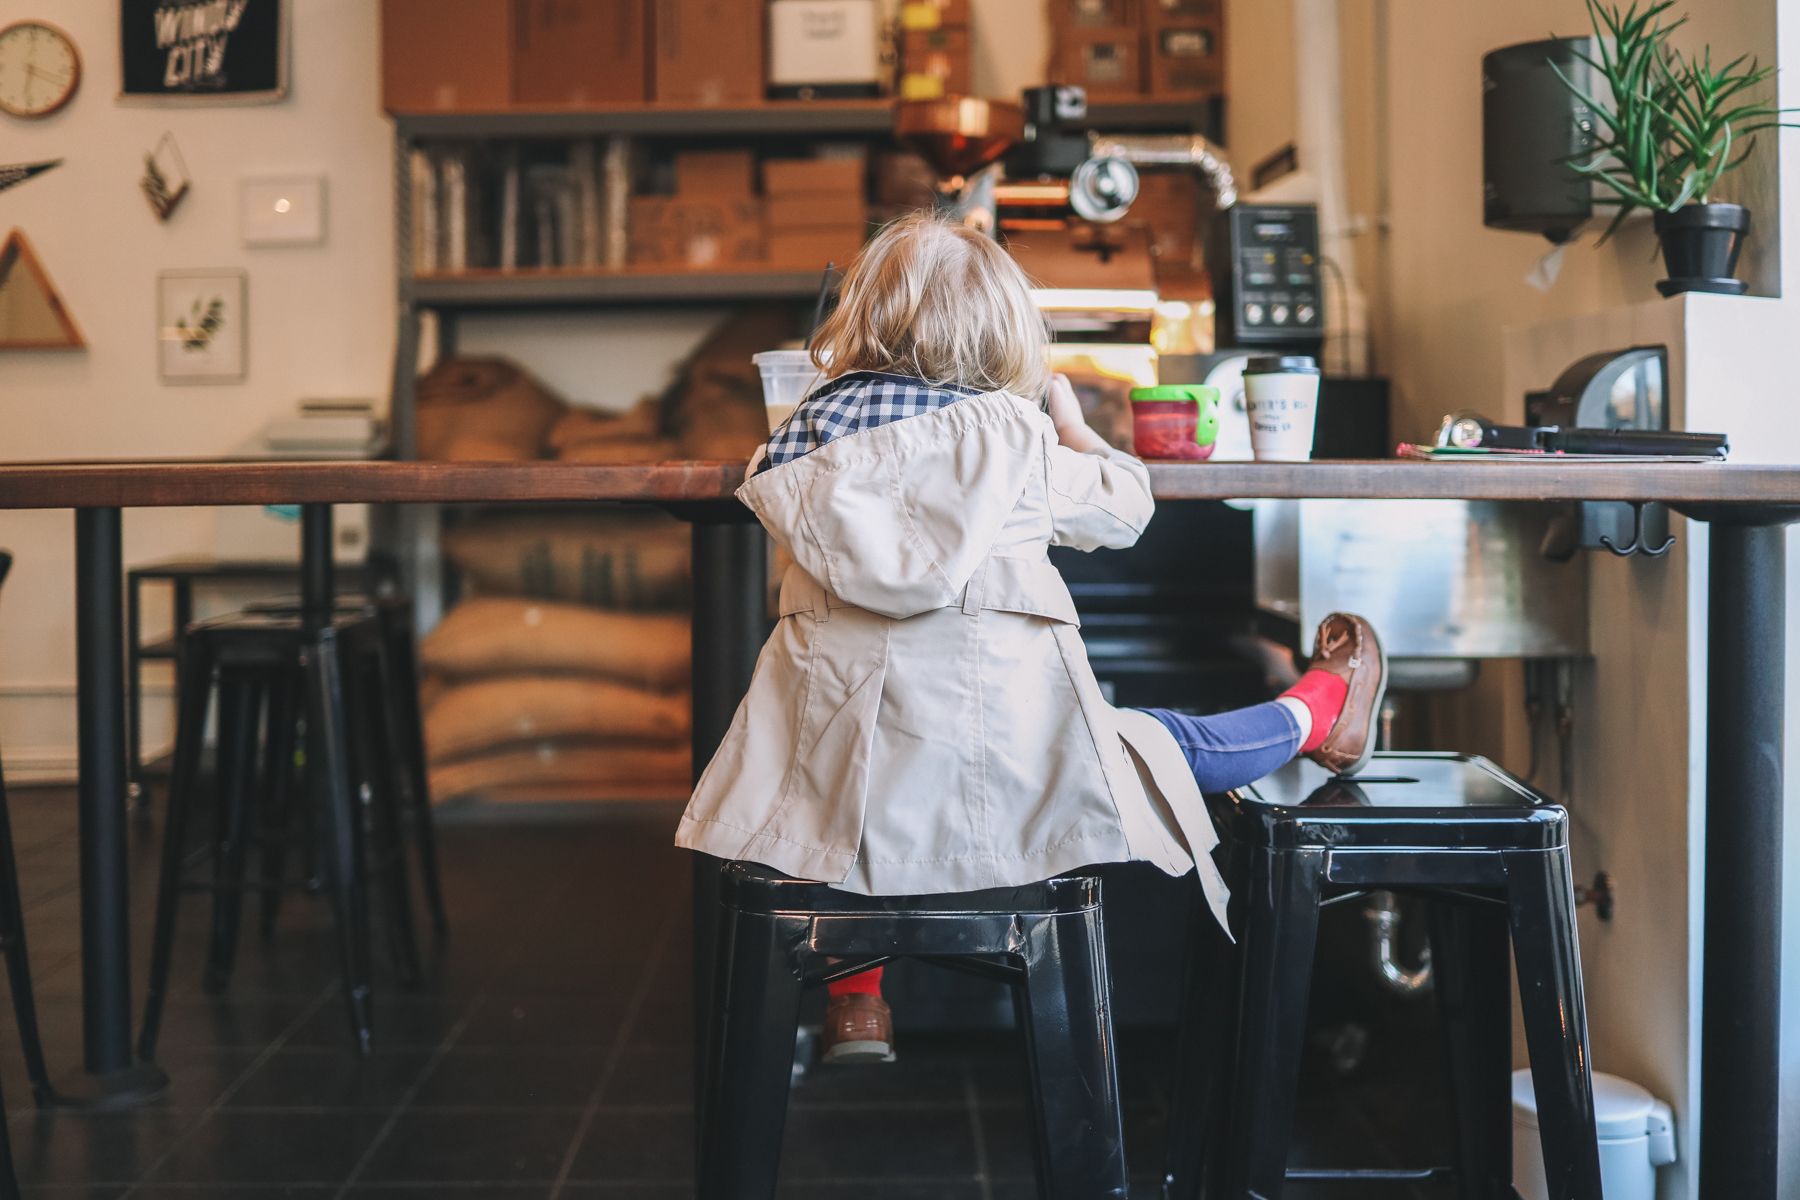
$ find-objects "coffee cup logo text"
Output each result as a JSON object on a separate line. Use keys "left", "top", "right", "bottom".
{"left": 155, "top": 0, "right": 248, "bottom": 90}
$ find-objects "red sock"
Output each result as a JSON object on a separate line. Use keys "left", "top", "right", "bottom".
{"left": 828, "top": 966, "right": 884, "bottom": 997}
{"left": 1282, "top": 669, "right": 1348, "bottom": 753}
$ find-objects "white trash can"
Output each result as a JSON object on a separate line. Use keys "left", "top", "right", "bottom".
{"left": 1512, "top": 1069, "right": 1676, "bottom": 1200}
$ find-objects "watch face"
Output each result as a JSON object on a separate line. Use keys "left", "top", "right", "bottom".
{"left": 0, "top": 21, "right": 80, "bottom": 118}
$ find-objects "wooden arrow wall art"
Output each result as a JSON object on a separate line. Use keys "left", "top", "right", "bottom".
{"left": 0, "top": 229, "right": 84, "bottom": 349}
{"left": 0, "top": 160, "right": 61, "bottom": 196}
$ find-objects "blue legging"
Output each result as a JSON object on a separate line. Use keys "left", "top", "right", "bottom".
{"left": 1137, "top": 702, "right": 1302, "bottom": 793}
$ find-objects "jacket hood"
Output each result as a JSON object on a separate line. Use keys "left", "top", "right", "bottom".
{"left": 736, "top": 390, "right": 1045, "bottom": 620}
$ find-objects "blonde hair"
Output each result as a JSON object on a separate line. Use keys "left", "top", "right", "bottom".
{"left": 810, "top": 214, "right": 1049, "bottom": 397}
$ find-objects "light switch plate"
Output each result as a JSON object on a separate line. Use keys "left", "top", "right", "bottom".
{"left": 241, "top": 175, "right": 326, "bottom": 246}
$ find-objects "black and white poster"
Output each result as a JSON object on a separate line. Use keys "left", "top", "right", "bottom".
{"left": 119, "top": 0, "right": 287, "bottom": 104}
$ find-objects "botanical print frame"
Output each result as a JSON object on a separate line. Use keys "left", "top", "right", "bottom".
{"left": 157, "top": 268, "right": 245, "bottom": 383}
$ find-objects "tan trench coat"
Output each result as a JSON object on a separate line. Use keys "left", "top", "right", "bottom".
{"left": 675, "top": 388, "right": 1231, "bottom": 932}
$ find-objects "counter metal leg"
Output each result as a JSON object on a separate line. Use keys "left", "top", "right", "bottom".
{"left": 64, "top": 508, "right": 168, "bottom": 1107}
{"left": 685, "top": 511, "right": 766, "bottom": 1104}
{"left": 1700, "top": 520, "right": 1785, "bottom": 1200}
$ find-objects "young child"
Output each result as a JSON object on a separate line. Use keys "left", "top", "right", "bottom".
{"left": 676, "top": 214, "right": 1384, "bottom": 1064}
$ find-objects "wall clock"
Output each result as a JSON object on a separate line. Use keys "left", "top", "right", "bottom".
{"left": 0, "top": 21, "right": 81, "bottom": 118}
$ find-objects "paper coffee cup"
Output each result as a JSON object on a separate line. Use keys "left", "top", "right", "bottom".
{"left": 1243, "top": 356, "right": 1321, "bottom": 462}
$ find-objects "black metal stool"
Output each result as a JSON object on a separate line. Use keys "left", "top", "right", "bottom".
{"left": 239, "top": 591, "right": 446, "bottom": 939}
{"left": 0, "top": 554, "right": 56, "bottom": 1191}
{"left": 1163, "top": 752, "right": 1603, "bottom": 1200}
{"left": 702, "top": 861, "right": 1127, "bottom": 1200}
{"left": 139, "top": 610, "right": 423, "bottom": 1058}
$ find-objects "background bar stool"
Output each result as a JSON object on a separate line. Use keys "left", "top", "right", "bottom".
{"left": 239, "top": 591, "right": 446, "bottom": 940}
{"left": 0, "top": 554, "right": 56, "bottom": 1119}
{"left": 1162, "top": 752, "right": 1603, "bottom": 1200}
{"left": 1166, "top": 752, "right": 1605, "bottom": 1200}
{"left": 702, "top": 862, "right": 1127, "bottom": 1200}
{"left": 138, "top": 608, "right": 423, "bottom": 1058}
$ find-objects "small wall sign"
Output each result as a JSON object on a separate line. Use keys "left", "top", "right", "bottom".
{"left": 119, "top": 0, "right": 288, "bottom": 105}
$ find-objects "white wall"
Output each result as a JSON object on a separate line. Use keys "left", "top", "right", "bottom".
{"left": 0, "top": 0, "right": 395, "bottom": 778}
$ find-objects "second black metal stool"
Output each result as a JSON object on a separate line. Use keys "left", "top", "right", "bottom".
{"left": 239, "top": 591, "right": 446, "bottom": 939}
{"left": 139, "top": 609, "right": 423, "bottom": 1058}
{"left": 1163, "top": 751, "right": 1604, "bottom": 1200}
{"left": 702, "top": 861, "right": 1127, "bottom": 1200}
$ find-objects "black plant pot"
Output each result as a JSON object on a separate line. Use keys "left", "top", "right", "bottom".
{"left": 1654, "top": 203, "right": 1750, "bottom": 296}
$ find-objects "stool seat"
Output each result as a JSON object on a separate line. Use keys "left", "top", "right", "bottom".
{"left": 703, "top": 861, "right": 1127, "bottom": 1200}
{"left": 1165, "top": 752, "right": 1605, "bottom": 1200}
{"left": 1220, "top": 753, "right": 1569, "bottom": 870}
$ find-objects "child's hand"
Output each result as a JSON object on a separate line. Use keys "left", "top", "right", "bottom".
{"left": 1047, "top": 373, "right": 1107, "bottom": 454}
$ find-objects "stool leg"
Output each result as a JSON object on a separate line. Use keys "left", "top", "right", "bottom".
{"left": 1163, "top": 871, "right": 1241, "bottom": 1200}
{"left": 1427, "top": 897, "right": 1514, "bottom": 1200}
{"left": 698, "top": 909, "right": 803, "bottom": 1200}
{"left": 0, "top": 748, "right": 51, "bottom": 1101}
{"left": 1014, "top": 908, "right": 1129, "bottom": 1200}
{"left": 1223, "top": 847, "right": 1325, "bottom": 1200}
{"left": 0, "top": 1065, "right": 20, "bottom": 1200}
{"left": 1504, "top": 849, "right": 1602, "bottom": 1200}
{"left": 257, "top": 674, "right": 301, "bottom": 937}
{"left": 202, "top": 668, "right": 263, "bottom": 994}
{"left": 304, "top": 628, "right": 376, "bottom": 1055}
{"left": 139, "top": 637, "right": 216, "bottom": 1061}
{"left": 349, "top": 646, "right": 422, "bottom": 987}
{"left": 380, "top": 607, "right": 448, "bottom": 940}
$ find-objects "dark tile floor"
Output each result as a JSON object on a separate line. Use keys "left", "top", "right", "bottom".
{"left": 0, "top": 787, "right": 1449, "bottom": 1198}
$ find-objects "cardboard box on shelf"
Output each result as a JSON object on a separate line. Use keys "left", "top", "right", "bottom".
{"left": 1127, "top": 171, "right": 1201, "bottom": 265}
{"left": 1050, "top": 0, "right": 1137, "bottom": 28}
{"left": 767, "top": 192, "right": 869, "bottom": 230}
{"left": 381, "top": 0, "right": 513, "bottom": 112}
{"left": 900, "top": 27, "right": 970, "bottom": 98}
{"left": 513, "top": 0, "right": 648, "bottom": 105}
{"left": 1146, "top": 23, "right": 1223, "bottom": 97}
{"left": 763, "top": 158, "right": 866, "bottom": 194}
{"left": 676, "top": 150, "right": 757, "bottom": 195}
{"left": 768, "top": 229, "right": 867, "bottom": 268}
{"left": 768, "top": 0, "right": 883, "bottom": 94}
{"left": 1144, "top": 0, "right": 1218, "bottom": 19}
{"left": 630, "top": 196, "right": 767, "bottom": 267}
{"left": 652, "top": 0, "right": 764, "bottom": 105}
{"left": 1050, "top": 27, "right": 1142, "bottom": 98}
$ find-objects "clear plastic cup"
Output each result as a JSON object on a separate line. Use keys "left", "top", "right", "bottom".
{"left": 753, "top": 350, "right": 829, "bottom": 434}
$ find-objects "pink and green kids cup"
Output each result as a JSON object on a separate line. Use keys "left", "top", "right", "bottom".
{"left": 1128, "top": 385, "right": 1221, "bottom": 461}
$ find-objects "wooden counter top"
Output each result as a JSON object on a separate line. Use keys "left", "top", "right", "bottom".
{"left": 0, "top": 457, "right": 1793, "bottom": 510}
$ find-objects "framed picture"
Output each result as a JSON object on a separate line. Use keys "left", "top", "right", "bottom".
{"left": 119, "top": 0, "right": 288, "bottom": 105}
{"left": 158, "top": 269, "right": 245, "bottom": 383}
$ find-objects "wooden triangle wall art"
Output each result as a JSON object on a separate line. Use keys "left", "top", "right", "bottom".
{"left": 0, "top": 229, "right": 84, "bottom": 349}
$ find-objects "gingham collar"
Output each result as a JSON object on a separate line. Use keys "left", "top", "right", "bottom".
{"left": 757, "top": 371, "right": 979, "bottom": 474}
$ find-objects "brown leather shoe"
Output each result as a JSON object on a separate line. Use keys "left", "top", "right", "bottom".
{"left": 1304, "top": 612, "right": 1386, "bottom": 777}
{"left": 822, "top": 993, "right": 896, "bottom": 1064}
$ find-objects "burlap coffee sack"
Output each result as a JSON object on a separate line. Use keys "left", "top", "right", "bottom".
{"left": 440, "top": 509, "right": 689, "bottom": 609}
{"left": 421, "top": 597, "right": 689, "bottom": 690}
{"left": 424, "top": 674, "right": 691, "bottom": 764}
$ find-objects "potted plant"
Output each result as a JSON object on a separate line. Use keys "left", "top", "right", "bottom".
{"left": 1553, "top": 0, "right": 1796, "bottom": 295}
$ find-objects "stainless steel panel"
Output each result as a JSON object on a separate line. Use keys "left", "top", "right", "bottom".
{"left": 1293, "top": 499, "right": 1588, "bottom": 658}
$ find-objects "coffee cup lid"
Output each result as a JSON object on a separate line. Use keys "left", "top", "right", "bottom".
{"left": 1244, "top": 355, "right": 1320, "bottom": 375}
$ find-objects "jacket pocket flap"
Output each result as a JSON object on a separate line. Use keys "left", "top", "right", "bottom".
{"left": 975, "top": 557, "right": 1081, "bottom": 625}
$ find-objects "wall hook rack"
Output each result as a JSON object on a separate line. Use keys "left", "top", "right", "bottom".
{"left": 1598, "top": 502, "right": 1675, "bottom": 557}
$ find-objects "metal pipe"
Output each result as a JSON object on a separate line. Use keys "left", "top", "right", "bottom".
{"left": 1700, "top": 521, "right": 1784, "bottom": 1200}
{"left": 1365, "top": 891, "right": 1431, "bottom": 994}
{"left": 75, "top": 508, "right": 134, "bottom": 1075}
{"left": 301, "top": 503, "right": 335, "bottom": 624}
{"left": 1086, "top": 133, "right": 1237, "bottom": 208}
